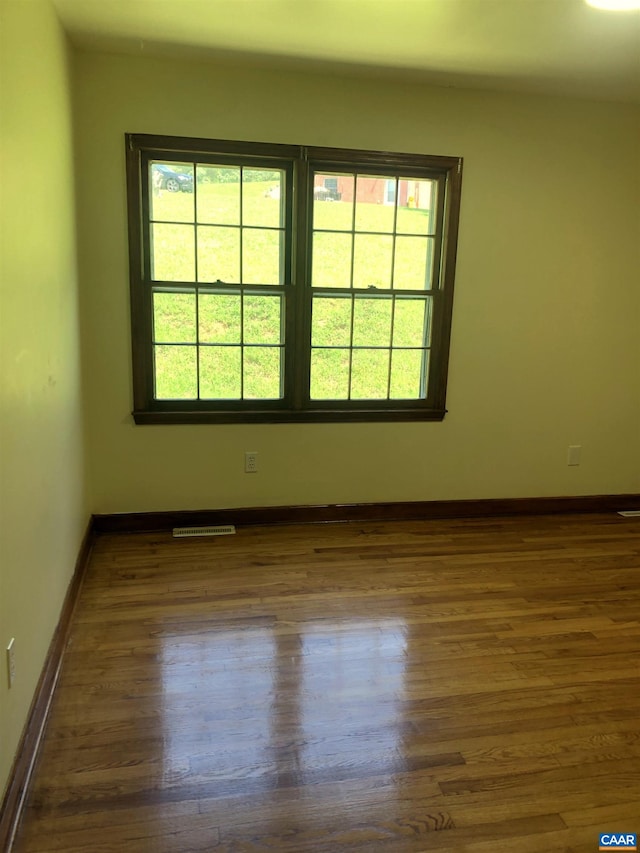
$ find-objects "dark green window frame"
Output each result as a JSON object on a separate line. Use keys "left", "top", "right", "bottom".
{"left": 125, "top": 134, "right": 463, "bottom": 424}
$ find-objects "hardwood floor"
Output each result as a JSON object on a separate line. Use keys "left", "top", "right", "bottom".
{"left": 12, "top": 513, "right": 640, "bottom": 852}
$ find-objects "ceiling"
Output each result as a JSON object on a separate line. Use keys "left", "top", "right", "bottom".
{"left": 53, "top": 0, "right": 640, "bottom": 103}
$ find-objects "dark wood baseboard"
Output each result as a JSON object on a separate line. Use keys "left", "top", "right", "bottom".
{"left": 0, "top": 518, "right": 95, "bottom": 852}
{"left": 92, "top": 493, "right": 640, "bottom": 534}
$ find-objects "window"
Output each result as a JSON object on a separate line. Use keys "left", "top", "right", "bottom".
{"left": 125, "top": 134, "right": 463, "bottom": 424}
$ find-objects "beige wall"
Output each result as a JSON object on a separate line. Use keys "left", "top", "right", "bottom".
{"left": 0, "top": 0, "right": 88, "bottom": 798}
{"left": 74, "top": 51, "right": 640, "bottom": 513}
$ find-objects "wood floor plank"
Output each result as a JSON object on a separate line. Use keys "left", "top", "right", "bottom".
{"left": 11, "top": 513, "right": 640, "bottom": 851}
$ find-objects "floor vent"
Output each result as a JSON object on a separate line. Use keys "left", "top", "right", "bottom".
{"left": 173, "top": 525, "right": 236, "bottom": 538}
{"left": 617, "top": 511, "right": 640, "bottom": 518}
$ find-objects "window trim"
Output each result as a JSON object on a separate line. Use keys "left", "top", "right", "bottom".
{"left": 125, "top": 134, "right": 463, "bottom": 424}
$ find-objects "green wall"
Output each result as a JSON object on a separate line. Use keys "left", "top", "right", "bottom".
{"left": 0, "top": 0, "right": 88, "bottom": 799}
{"left": 74, "top": 51, "right": 640, "bottom": 513}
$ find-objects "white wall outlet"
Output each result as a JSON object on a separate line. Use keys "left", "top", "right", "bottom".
{"left": 6, "top": 638, "right": 16, "bottom": 688}
{"left": 245, "top": 451, "right": 258, "bottom": 473}
{"left": 567, "top": 445, "right": 582, "bottom": 466}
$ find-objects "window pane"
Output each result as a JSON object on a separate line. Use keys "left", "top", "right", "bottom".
{"left": 150, "top": 162, "right": 194, "bottom": 223}
{"left": 312, "top": 296, "right": 352, "bottom": 347}
{"left": 312, "top": 232, "right": 352, "bottom": 289}
{"left": 395, "top": 180, "right": 435, "bottom": 235}
{"left": 153, "top": 292, "right": 196, "bottom": 343}
{"left": 390, "top": 349, "right": 428, "bottom": 399}
{"left": 350, "top": 349, "right": 389, "bottom": 399}
{"left": 393, "top": 298, "right": 431, "bottom": 347}
{"left": 353, "top": 234, "right": 393, "bottom": 290}
{"left": 394, "top": 237, "right": 433, "bottom": 290}
{"left": 197, "top": 226, "right": 240, "bottom": 284}
{"left": 243, "top": 169, "right": 284, "bottom": 228}
{"left": 312, "top": 173, "right": 354, "bottom": 232}
{"left": 244, "top": 347, "right": 282, "bottom": 399}
{"left": 352, "top": 298, "right": 392, "bottom": 347}
{"left": 355, "top": 175, "right": 395, "bottom": 233}
{"left": 196, "top": 166, "right": 240, "bottom": 225}
{"left": 243, "top": 295, "right": 282, "bottom": 345}
{"left": 310, "top": 349, "right": 350, "bottom": 400}
{"left": 198, "top": 293, "right": 240, "bottom": 343}
{"left": 199, "top": 346, "right": 241, "bottom": 399}
{"left": 154, "top": 346, "right": 197, "bottom": 399}
{"left": 151, "top": 224, "right": 195, "bottom": 282}
{"left": 243, "top": 229, "right": 282, "bottom": 284}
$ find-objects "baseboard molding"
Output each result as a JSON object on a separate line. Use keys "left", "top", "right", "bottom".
{"left": 92, "top": 493, "right": 640, "bottom": 533}
{"left": 0, "top": 518, "right": 95, "bottom": 852}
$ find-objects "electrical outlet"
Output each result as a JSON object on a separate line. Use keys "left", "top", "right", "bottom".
{"left": 6, "top": 638, "right": 15, "bottom": 688}
{"left": 245, "top": 451, "right": 258, "bottom": 473}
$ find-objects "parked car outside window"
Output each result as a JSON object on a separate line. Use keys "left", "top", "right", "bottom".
{"left": 152, "top": 163, "right": 194, "bottom": 193}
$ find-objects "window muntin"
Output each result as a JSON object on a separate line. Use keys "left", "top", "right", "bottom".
{"left": 126, "top": 135, "right": 462, "bottom": 423}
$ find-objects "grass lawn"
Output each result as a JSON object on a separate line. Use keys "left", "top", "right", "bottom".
{"left": 150, "top": 173, "right": 434, "bottom": 401}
